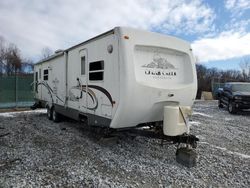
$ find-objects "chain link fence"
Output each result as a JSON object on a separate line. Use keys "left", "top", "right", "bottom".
{"left": 0, "top": 74, "right": 34, "bottom": 108}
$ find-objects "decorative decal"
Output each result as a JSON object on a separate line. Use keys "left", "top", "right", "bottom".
{"left": 87, "top": 85, "right": 113, "bottom": 107}
{"left": 68, "top": 84, "right": 113, "bottom": 111}
{"left": 142, "top": 54, "right": 176, "bottom": 69}
{"left": 37, "top": 79, "right": 113, "bottom": 111}
{"left": 68, "top": 88, "right": 80, "bottom": 102}
{"left": 37, "top": 81, "right": 64, "bottom": 103}
{"left": 141, "top": 53, "right": 177, "bottom": 79}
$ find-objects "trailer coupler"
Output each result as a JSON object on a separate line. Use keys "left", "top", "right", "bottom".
{"left": 169, "top": 134, "right": 199, "bottom": 148}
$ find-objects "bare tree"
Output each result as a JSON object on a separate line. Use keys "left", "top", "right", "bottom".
{"left": 0, "top": 35, "right": 34, "bottom": 75}
{"left": 41, "top": 47, "right": 53, "bottom": 59}
{"left": 0, "top": 38, "right": 23, "bottom": 76}
{"left": 0, "top": 36, "right": 6, "bottom": 76}
{"left": 239, "top": 57, "right": 250, "bottom": 81}
{"left": 196, "top": 64, "right": 207, "bottom": 98}
{"left": 5, "top": 43, "right": 22, "bottom": 76}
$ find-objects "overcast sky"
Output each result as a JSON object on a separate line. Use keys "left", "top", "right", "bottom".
{"left": 0, "top": 0, "right": 250, "bottom": 70}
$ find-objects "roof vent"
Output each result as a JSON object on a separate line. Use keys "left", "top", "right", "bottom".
{"left": 55, "top": 49, "right": 63, "bottom": 54}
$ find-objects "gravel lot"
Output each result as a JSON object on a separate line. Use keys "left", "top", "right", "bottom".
{"left": 0, "top": 100, "right": 249, "bottom": 187}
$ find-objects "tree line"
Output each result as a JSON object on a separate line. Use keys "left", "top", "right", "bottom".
{"left": 0, "top": 36, "right": 53, "bottom": 77}
{"left": 0, "top": 36, "right": 35, "bottom": 76}
{"left": 196, "top": 59, "right": 250, "bottom": 98}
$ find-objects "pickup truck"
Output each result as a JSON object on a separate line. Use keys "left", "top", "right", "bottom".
{"left": 217, "top": 82, "right": 250, "bottom": 114}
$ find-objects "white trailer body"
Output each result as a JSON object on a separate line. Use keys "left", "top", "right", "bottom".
{"left": 33, "top": 27, "right": 197, "bottom": 137}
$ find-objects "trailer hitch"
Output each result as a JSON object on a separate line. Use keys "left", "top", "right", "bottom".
{"left": 125, "top": 128, "right": 199, "bottom": 148}
{"left": 169, "top": 134, "right": 199, "bottom": 148}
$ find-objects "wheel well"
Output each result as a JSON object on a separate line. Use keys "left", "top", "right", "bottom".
{"left": 227, "top": 98, "right": 233, "bottom": 104}
{"left": 79, "top": 113, "right": 88, "bottom": 122}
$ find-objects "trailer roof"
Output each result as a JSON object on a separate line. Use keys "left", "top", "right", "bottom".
{"left": 36, "top": 28, "right": 114, "bottom": 65}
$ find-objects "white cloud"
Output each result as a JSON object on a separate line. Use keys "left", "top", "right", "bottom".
{"left": 225, "top": 0, "right": 250, "bottom": 15}
{"left": 224, "top": 19, "right": 250, "bottom": 32}
{"left": 192, "top": 30, "right": 250, "bottom": 62}
{"left": 0, "top": 0, "right": 215, "bottom": 60}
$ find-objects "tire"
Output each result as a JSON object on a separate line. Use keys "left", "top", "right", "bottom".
{"left": 218, "top": 99, "right": 223, "bottom": 108}
{"left": 47, "top": 106, "right": 52, "bottom": 120}
{"left": 228, "top": 101, "right": 237, "bottom": 114}
{"left": 52, "top": 107, "right": 60, "bottom": 122}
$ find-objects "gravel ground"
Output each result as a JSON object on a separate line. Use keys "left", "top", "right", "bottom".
{"left": 0, "top": 100, "right": 249, "bottom": 187}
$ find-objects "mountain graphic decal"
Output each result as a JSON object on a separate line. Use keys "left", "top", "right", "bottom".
{"left": 142, "top": 54, "right": 176, "bottom": 69}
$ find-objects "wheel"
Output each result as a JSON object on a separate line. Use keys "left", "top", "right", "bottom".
{"left": 218, "top": 99, "right": 223, "bottom": 108}
{"left": 228, "top": 101, "right": 237, "bottom": 114}
{"left": 47, "top": 106, "right": 52, "bottom": 120}
{"left": 52, "top": 107, "right": 60, "bottom": 122}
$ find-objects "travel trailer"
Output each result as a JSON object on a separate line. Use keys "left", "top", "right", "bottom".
{"left": 32, "top": 27, "right": 198, "bottom": 166}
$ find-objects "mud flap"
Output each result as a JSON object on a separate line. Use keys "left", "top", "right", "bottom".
{"left": 176, "top": 147, "right": 197, "bottom": 168}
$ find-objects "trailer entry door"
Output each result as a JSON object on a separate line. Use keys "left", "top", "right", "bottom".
{"left": 79, "top": 49, "right": 88, "bottom": 113}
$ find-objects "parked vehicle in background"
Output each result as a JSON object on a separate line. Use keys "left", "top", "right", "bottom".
{"left": 218, "top": 82, "right": 250, "bottom": 114}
